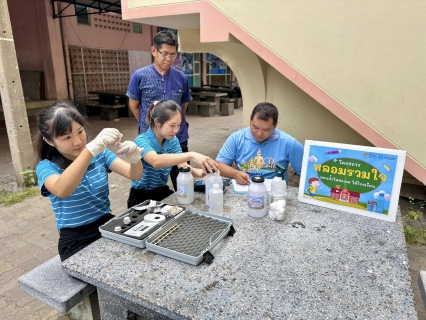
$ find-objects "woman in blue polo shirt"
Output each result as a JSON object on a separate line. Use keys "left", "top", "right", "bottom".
{"left": 127, "top": 100, "right": 219, "bottom": 208}
{"left": 35, "top": 101, "right": 143, "bottom": 261}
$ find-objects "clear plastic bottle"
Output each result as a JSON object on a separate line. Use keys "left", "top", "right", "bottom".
{"left": 209, "top": 183, "right": 224, "bottom": 215}
{"left": 213, "top": 171, "right": 223, "bottom": 190}
{"left": 269, "top": 175, "right": 287, "bottom": 220}
{"left": 247, "top": 176, "right": 267, "bottom": 218}
{"left": 176, "top": 166, "right": 194, "bottom": 204}
{"left": 270, "top": 175, "right": 287, "bottom": 203}
{"left": 205, "top": 173, "right": 216, "bottom": 205}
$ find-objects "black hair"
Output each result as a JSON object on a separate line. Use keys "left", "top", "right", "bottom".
{"left": 153, "top": 30, "right": 179, "bottom": 51}
{"left": 250, "top": 102, "right": 279, "bottom": 126}
{"left": 34, "top": 100, "right": 87, "bottom": 169}
{"left": 145, "top": 100, "right": 182, "bottom": 132}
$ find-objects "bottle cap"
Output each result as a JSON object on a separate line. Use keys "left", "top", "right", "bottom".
{"left": 213, "top": 183, "right": 220, "bottom": 190}
{"left": 179, "top": 166, "right": 191, "bottom": 172}
{"left": 251, "top": 176, "right": 264, "bottom": 183}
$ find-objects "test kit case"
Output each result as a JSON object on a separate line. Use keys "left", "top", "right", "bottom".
{"left": 100, "top": 200, "right": 235, "bottom": 265}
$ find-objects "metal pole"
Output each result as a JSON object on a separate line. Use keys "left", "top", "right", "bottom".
{"left": 58, "top": 2, "right": 74, "bottom": 101}
{"left": 0, "top": 0, "right": 36, "bottom": 187}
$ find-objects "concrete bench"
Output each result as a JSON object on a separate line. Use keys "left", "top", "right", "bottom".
{"left": 234, "top": 97, "right": 243, "bottom": 109}
{"left": 18, "top": 255, "right": 100, "bottom": 320}
{"left": 220, "top": 98, "right": 235, "bottom": 116}
{"left": 419, "top": 271, "right": 426, "bottom": 309}
{"left": 0, "top": 100, "right": 56, "bottom": 121}
{"left": 78, "top": 99, "right": 125, "bottom": 121}
{"left": 188, "top": 101, "right": 216, "bottom": 117}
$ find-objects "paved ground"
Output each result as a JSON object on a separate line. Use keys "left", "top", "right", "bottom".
{"left": 0, "top": 108, "right": 425, "bottom": 319}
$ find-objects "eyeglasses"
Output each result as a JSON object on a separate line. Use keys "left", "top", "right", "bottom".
{"left": 155, "top": 47, "right": 178, "bottom": 59}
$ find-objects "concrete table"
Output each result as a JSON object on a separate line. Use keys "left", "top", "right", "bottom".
{"left": 191, "top": 91, "right": 228, "bottom": 114}
{"left": 62, "top": 186, "right": 417, "bottom": 319}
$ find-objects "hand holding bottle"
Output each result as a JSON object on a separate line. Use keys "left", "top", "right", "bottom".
{"left": 115, "top": 141, "right": 144, "bottom": 163}
{"left": 86, "top": 128, "right": 123, "bottom": 157}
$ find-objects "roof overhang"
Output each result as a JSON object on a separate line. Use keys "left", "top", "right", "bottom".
{"left": 51, "top": 0, "right": 121, "bottom": 19}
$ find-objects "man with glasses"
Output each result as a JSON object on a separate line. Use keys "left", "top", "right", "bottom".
{"left": 127, "top": 30, "right": 192, "bottom": 191}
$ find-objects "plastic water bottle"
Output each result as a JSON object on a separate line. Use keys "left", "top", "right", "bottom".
{"left": 214, "top": 171, "right": 223, "bottom": 190}
{"left": 270, "top": 175, "right": 287, "bottom": 203}
{"left": 205, "top": 173, "right": 216, "bottom": 205}
{"left": 209, "top": 183, "right": 223, "bottom": 215}
{"left": 269, "top": 175, "right": 287, "bottom": 220}
{"left": 247, "top": 176, "right": 267, "bottom": 218}
{"left": 176, "top": 166, "right": 194, "bottom": 204}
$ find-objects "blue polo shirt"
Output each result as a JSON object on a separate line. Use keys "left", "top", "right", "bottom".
{"left": 216, "top": 127, "right": 304, "bottom": 180}
{"left": 126, "top": 64, "right": 192, "bottom": 143}
{"left": 132, "top": 127, "right": 182, "bottom": 190}
{"left": 36, "top": 150, "right": 118, "bottom": 229}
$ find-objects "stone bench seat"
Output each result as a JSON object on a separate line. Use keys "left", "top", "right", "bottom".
{"left": 219, "top": 98, "right": 236, "bottom": 103}
{"left": 188, "top": 100, "right": 216, "bottom": 117}
{"left": 0, "top": 100, "right": 56, "bottom": 120}
{"left": 18, "top": 255, "right": 99, "bottom": 319}
{"left": 219, "top": 98, "right": 235, "bottom": 116}
{"left": 78, "top": 99, "right": 125, "bottom": 121}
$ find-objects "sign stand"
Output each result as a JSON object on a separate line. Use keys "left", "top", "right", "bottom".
{"left": 298, "top": 140, "right": 406, "bottom": 222}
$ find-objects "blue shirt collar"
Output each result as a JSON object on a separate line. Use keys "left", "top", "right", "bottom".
{"left": 150, "top": 63, "right": 171, "bottom": 79}
{"left": 244, "top": 127, "right": 279, "bottom": 145}
{"left": 145, "top": 127, "right": 173, "bottom": 152}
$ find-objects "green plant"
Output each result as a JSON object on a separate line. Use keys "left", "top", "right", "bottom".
{"left": 403, "top": 196, "right": 426, "bottom": 245}
{"left": 0, "top": 187, "right": 39, "bottom": 206}
{"left": 18, "top": 169, "right": 37, "bottom": 186}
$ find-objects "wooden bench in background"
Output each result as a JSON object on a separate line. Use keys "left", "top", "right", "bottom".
{"left": 77, "top": 99, "right": 126, "bottom": 121}
{"left": 187, "top": 101, "right": 216, "bottom": 117}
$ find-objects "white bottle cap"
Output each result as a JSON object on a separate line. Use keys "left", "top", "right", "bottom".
{"left": 114, "top": 226, "right": 122, "bottom": 232}
{"left": 123, "top": 217, "right": 131, "bottom": 225}
{"left": 213, "top": 183, "right": 220, "bottom": 190}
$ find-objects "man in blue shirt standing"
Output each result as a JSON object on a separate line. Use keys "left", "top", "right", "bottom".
{"left": 127, "top": 30, "right": 192, "bottom": 190}
{"left": 216, "top": 102, "right": 304, "bottom": 184}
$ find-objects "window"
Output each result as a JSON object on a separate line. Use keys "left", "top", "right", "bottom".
{"left": 132, "top": 22, "right": 142, "bottom": 33}
{"left": 75, "top": 5, "right": 90, "bottom": 25}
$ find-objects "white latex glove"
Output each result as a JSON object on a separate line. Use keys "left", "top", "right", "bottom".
{"left": 86, "top": 128, "right": 123, "bottom": 157}
{"left": 115, "top": 141, "right": 144, "bottom": 163}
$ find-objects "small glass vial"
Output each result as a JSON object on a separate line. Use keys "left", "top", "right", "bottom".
{"left": 176, "top": 166, "right": 194, "bottom": 204}
{"left": 247, "top": 176, "right": 267, "bottom": 218}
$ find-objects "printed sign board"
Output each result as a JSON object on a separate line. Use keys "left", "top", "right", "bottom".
{"left": 298, "top": 141, "right": 406, "bottom": 222}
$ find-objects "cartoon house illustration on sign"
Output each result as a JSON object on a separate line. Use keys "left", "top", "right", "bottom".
{"left": 330, "top": 185, "right": 360, "bottom": 204}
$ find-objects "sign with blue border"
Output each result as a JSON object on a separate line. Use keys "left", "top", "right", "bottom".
{"left": 298, "top": 140, "right": 406, "bottom": 222}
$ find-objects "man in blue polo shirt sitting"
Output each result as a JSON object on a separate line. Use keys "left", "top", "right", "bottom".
{"left": 216, "top": 102, "right": 304, "bottom": 184}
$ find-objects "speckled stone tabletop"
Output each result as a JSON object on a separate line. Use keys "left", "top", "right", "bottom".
{"left": 62, "top": 186, "right": 417, "bottom": 319}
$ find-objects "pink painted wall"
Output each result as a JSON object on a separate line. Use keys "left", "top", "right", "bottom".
{"left": 63, "top": 6, "right": 153, "bottom": 51}
{"left": 8, "top": 0, "right": 44, "bottom": 72}
{"left": 8, "top": 0, "right": 68, "bottom": 100}
{"left": 7, "top": 0, "right": 155, "bottom": 101}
